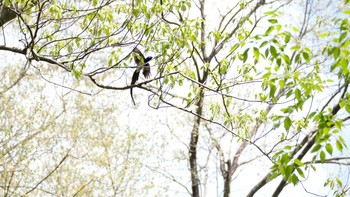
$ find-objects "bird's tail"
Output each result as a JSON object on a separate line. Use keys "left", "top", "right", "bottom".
{"left": 130, "top": 88, "right": 136, "bottom": 105}
{"left": 130, "top": 70, "right": 140, "bottom": 105}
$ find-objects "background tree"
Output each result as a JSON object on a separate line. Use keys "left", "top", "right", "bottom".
{"left": 1, "top": 0, "right": 350, "bottom": 196}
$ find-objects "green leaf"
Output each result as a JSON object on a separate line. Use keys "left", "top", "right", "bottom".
{"left": 264, "top": 11, "right": 277, "bottom": 16}
{"left": 253, "top": 47, "right": 260, "bottom": 61}
{"left": 265, "top": 26, "right": 274, "bottom": 35}
{"left": 289, "top": 174, "right": 299, "bottom": 185}
{"left": 336, "top": 178, "right": 343, "bottom": 187}
{"left": 268, "top": 171, "right": 280, "bottom": 181}
{"left": 292, "top": 26, "right": 299, "bottom": 32}
{"left": 107, "top": 58, "right": 113, "bottom": 67}
{"left": 339, "top": 32, "right": 347, "bottom": 42}
{"left": 302, "top": 51, "right": 310, "bottom": 62}
{"left": 319, "top": 32, "right": 330, "bottom": 39}
{"left": 269, "top": 83, "right": 276, "bottom": 98}
{"left": 320, "top": 150, "right": 326, "bottom": 162}
{"left": 230, "top": 43, "right": 239, "bottom": 52}
{"left": 265, "top": 48, "right": 269, "bottom": 57}
{"left": 343, "top": 9, "right": 350, "bottom": 15}
{"left": 72, "top": 69, "right": 82, "bottom": 79}
{"left": 295, "top": 53, "right": 301, "bottom": 63}
{"left": 276, "top": 58, "right": 282, "bottom": 68}
{"left": 284, "top": 33, "right": 291, "bottom": 43}
{"left": 294, "top": 159, "right": 304, "bottom": 166}
{"left": 213, "top": 30, "right": 222, "bottom": 40}
{"left": 281, "top": 153, "right": 290, "bottom": 164}
{"left": 275, "top": 24, "right": 281, "bottom": 31}
{"left": 285, "top": 165, "right": 293, "bottom": 178}
{"left": 296, "top": 167, "right": 305, "bottom": 178}
{"left": 270, "top": 46, "right": 277, "bottom": 57}
{"left": 219, "top": 61, "right": 228, "bottom": 75}
{"left": 345, "top": 104, "right": 350, "bottom": 113}
{"left": 262, "top": 72, "right": 271, "bottom": 79}
{"left": 295, "top": 88, "right": 301, "bottom": 101}
{"left": 291, "top": 45, "right": 301, "bottom": 51}
{"left": 279, "top": 80, "right": 285, "bottom": 89}
{"left": 339, "top": 58, "right": 349, "bottom": 74}
{"left": 145, "top": 11, "right": 151, "bottom": 20}
{"left": 325, "top": 143, "right": 333, "bottom": 155}
{"left": 189, "top": 34, "right": 197, "bottom": 42}
{"left": 336, "top": 140, "right": 343, "bottom": 152}
{"left": 333, "top": 47, "right": 340, "bottom": 59}
{"left": 67, "top": 44, "right": 73, "bottom": 53}
{"left": 311, "top": 164, "right": 316, "bottom": 171}
{"left": 334, "top": 120, "right": 342, "bottom": 130}
{"left": 260, "top": 41, "right": 268, "bottom": 48}
{"left": 311, "top": 144, "right": 321, "bottom": 153}
{"left": 243, "top": 48, "right": 249, "bottom": 63}
{"left": 338, "top": 136, "right": 346, "bottom": 146}
{"left": 308, "top": 111, "right": 316, "bottom": 119}
{"left": 284, "top": 145, "right": 292, "bottom": 150}
{"left": 132, "top": 8, "right": 140, "bottom": 17}
{"left": 181, "top": 4, "right": 187, "bottom": 11}
{"left": 284, "top": 117, "right": 292, "bottom": 131}
{"left": 282, "top": 54, "right": 291, "bottom": 65}
{"left": 238, "top": 33, "right": 245, "bottom": 41}
{"left": 268, "top": 19, "right": 278, "bottom": 24}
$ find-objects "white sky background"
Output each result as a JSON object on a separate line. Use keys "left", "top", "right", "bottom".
{"left": 0, "top": 0, "right": 349, "bottom": 196}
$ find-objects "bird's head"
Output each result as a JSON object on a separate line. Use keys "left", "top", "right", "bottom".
{"left": 145, "top": 56, "right": 153, "bottom": 62}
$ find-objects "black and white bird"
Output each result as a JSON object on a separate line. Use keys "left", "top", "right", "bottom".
{"left": 130, "top": 47, "right": 153, "bottom": 105}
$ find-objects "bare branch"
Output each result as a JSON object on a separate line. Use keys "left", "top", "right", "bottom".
{"left": 24, "top": 150, "right": 70, "bottom": 195}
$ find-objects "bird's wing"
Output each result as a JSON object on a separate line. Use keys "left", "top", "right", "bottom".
{"left": 133, "top": 48, "right": 145, "bottom": 66}
{"left": 142, "top": 63, "right": 151, "bottom": 78}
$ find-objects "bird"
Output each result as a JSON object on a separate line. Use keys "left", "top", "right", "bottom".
{"left": 130, "top": 47, "right": 153, "bottom": 105}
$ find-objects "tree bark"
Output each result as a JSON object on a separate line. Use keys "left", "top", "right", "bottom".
{"left": 189, "top": 87, "right": 205, "bottom": 197}
{"left": 223, "top": 160, "right": 231, "bottom": 197}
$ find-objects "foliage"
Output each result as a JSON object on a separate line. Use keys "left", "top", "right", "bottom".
{"left": 0, "top": 0, "right": 350, "bottom": 196}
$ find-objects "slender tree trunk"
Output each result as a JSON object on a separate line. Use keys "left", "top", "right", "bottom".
{"left": 223, "top": 160, "right": 231, "bottom": 197}
{"left": 189, "top": 87, "right": 205, "bottom": 197}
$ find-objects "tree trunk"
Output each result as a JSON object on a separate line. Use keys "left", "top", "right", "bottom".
{"left": 223, "top": 160, "right": 231, "bottom": 197}
{"left": 189, "top": 87, "right": 205, "bottom": 197}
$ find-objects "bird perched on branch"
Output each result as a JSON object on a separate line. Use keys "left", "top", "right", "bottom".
{"left": 130, "top": 47, "right": 153, "bottom": 105}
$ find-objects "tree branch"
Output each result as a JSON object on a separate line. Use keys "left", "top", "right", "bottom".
{"left": 24, "top": 150, "right": 70, "bottom": 195}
